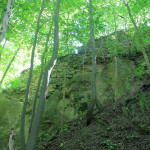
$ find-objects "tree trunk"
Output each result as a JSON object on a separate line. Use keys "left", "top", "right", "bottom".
{"left": 61, "top": 67, "right": 66, "bottom": 133}
{"left": 0, "top": 48, "right": 19, "bottom": 87}
{"left": 61, "top": 11, "right": 69, "bottom": 132}
{"left": 27, "top": 0, "right": 60, "bottom": 149}
{"left": 0, "top": 40, "right": 7, "bottom": 62}
{"left": 8, "top": 128, "right": 15, "bottom": 150}
{"left": 29, "top": 18, "right": 53, "bottom": 137}
{"left": 113, "top": 7, "right": 118, "bottom": 101}
{"left": 66, "top": 11, "right": 70, "bottom": 56}
{"left": 123, "top": 0, "right": 150, "bottom": 73}
{"left": 87, "top": 0, "right": 101, "bottom": 125}
{"left": 0, "top": 0, "right": 14, "bottom": 43}
{"left": 20, "top": 1, "right": 45, "bottom": 149}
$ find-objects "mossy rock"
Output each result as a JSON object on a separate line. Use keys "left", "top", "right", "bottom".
{"left": 67, "top": 72, "right": 91, "bottom": 86}
{"left": 0, "top": 99, "right": 23, "bottom": 149}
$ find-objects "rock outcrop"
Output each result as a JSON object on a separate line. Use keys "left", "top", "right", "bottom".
{"left": 0, "top": 30, "right": 149, "bottom": 149}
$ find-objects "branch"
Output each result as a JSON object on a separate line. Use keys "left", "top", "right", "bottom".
{"left": 123, "top": 0, "right": 127, "bottom": 5}
{"left": 118, "top": 15, "right": 124, "bottom": 19}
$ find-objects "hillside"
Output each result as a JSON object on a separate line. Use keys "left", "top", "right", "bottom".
{"left": 37, "top": 29, "right": 150, "bottom": 150}
{"left": 40, "top": 74, "right": 150, "bottom": 150}
{"left": 0, "top": 29, "right": 150, "bottom": 150}
{"left": 1, "top": 0, "right": 150, "bottom": 149}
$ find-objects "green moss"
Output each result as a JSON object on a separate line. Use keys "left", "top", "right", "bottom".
{"left": 0, "top": 99, "right": 23, "bottom": 149}
{"left": 67, "top": 72, "right": 91, "bottom": 86}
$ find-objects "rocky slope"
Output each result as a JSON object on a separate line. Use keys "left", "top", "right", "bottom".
{"left": 40, "top": 75, "right": 150, "bottom": 150}
{"left": 0, "top": 29, "right": 149, "bottom": 149}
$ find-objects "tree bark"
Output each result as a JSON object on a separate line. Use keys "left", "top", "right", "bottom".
{"left": 0, "top": 0, "right": 14, "bottom": 43}
{"left": 0, "top": 48, "right": 19, "bottom": 87}
{"left": 87, "top": 0, "right": 101, "bottom": 125}
{"left": 27, "top": 0, "right": 60, "bottom": 149}
{"left": 66, "top": 11, "right": 70, "bottom": 56}
{"left": 8, "top": 128, "right": 15, "bottom": 150}
{"left": 29, "top": 18, "right": 53, "bottom": 137}
{"left": 123, "top": 0, "right": 150, "bottom": 73}
{"left": 113, "top": 7, "right": 118, "bottom": 101}
{"left": 61, "top": 11, "right": 69, "bottom": 132}
{"left": 0, "top": 40, "right": 7, "bottom": 62}
{"left": 20, "top": 1, "right": 45, "bottom": 149}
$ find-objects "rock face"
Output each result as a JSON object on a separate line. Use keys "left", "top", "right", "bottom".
{"left": 0, "top": 30, "right": 149, "bottom": 149}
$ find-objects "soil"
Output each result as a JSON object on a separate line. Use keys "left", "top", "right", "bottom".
{"left": 39, "top": 76, "right": 150, "bottom": 150}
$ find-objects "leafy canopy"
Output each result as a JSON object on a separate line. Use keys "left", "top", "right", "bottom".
{"left": 0, "top": 0, "right": 149, "bottom": 89}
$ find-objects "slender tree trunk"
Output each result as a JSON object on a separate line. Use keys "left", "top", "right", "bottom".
{"left": 29, "top": 18, "right": 53, "bottom": 137}
{"left": 113, "top": 7, "right": 118, "bottom": 101}
{"left": 118, "top": 15, "right": 127, "bottom": 32}
{"left": 7, "top": 128, "right": 15, "bottom": 150}
{"left": 125, "top": 19, "right": 127, "bottom": 32}
{"left": 0, "top": 48, "right": 19, "bottom": 87}
{"left": 82, "top": 46, "right": 86, "bottom": 82}
{"left": 123, "top": 0, "right": 150, "bottom": 73}
{"left": 66, "top": 11, "right": 69, "bottom": 56}
{"left": 0, "top": 0, "right": 14, "bottom": 43}
{"left": 82, "top": 7, "right": 87, "bottom": 82}
{"left": 20, "top": 1, "right": 45, "bottom": 149}
{"left": 61, "top": 11, "right": 69, "bottom": 132}
{"left": 0, "top": 40, "right": 7, "bottom": 62}
{"left": 61, "top": 68, "right": 66, "bottom": 132}
{"left": 27, "top": 0, "right": 60, "bottom": 149}
{"left": 87, "top": 0, "right": 101, "bottom": 125}
{"left": 60, "top": 66, "right": 66, "bottom": 150}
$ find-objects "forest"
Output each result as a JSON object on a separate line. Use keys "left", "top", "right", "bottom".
{"left": 0, "top": 0, "right": 150, "bottom": 149}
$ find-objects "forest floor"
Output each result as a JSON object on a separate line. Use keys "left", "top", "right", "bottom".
{"left": 39, "top": 75, "right": 150, "bottom": 150}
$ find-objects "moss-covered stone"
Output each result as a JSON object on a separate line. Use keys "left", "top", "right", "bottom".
{"left": 1, "top": 29, "right": 149, "bottom": 149}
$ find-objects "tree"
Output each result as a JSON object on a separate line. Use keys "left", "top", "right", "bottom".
{"left": 0, "top": 40, "right": 6, "bottom": 62}
{"left": 20, "top": 0, "right": 46, "bottom": 149}
{"left": 0, "top": 48, "right": 19, "bottom": 87}
{"left": 0, "top": 0, "right": 14, "bottom": 43}
{"left": 113, "top": 6, "right": 118, "bottom": 101}
{"left": 29, "top": 17, "right": 53, "bottom": 138}
{"left": 27, "top": 0, "right": 60, "bottom": 149}
{"left": 86, "top": 0, "right": 101, "bottom": 125}
{"left": 8, "top": 128, "right": 15, "bottom": 150}
{"left": 61, "top": 11, "right": 70, "bottom": 133}
{"left": 0, "top": 0, "right": 149, "bottom": 148}
{"left": 123, "top": 0, "right": 150, "bottom": 73}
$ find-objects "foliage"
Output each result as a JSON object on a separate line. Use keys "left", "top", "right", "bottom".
{"left": 0, "top": 0, "right": 7, "bottom": 25}
{"left": 0, "top": 0, "right": 149, "bottom": 87}
{"left": 101, "top": 140, "right": 117, "bottom": 150}
{"left": 79, "top": 111, "right": 87, "bottom": 120}
{"left": 7, "top": 77, "right": 22, "bottom": 88}
{"left": 60, "top": 142, "right": 64, "bottom": 147}
{"left": 126, "top": 135, "right": 135, "bottom": 139}
{"left": 138, "top": 93, "right": 149, "bottom": 111}
{"left": 39, "top": 131, "right": 51, "bottom": 142}
{"left": 0, "top": 97, "right": 22, "bottom": 147}
{"left": 0, "top": 0, "right": 150, "bottom": 148}
{"left": 58, "top": 123, "right": 70, "bottom": 134}
{"left": 135, "top": 62, "right": 147, "bottom": 78}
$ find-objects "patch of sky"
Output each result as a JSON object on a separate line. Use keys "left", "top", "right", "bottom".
{"left": 73, "top": 41, "right": 83, "bottom": 54}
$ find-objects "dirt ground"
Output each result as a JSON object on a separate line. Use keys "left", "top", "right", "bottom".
{"left": 39, "top": 76, "right": 150, "bottom": 150}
